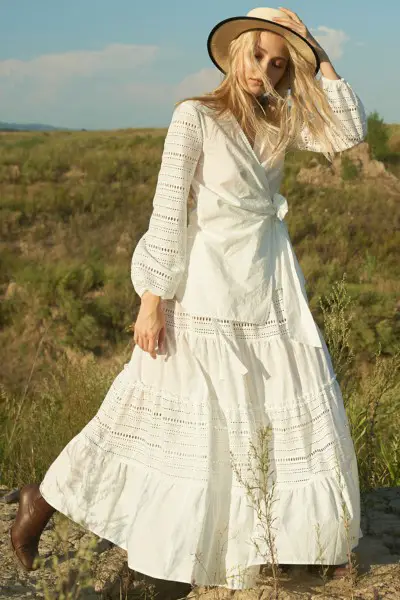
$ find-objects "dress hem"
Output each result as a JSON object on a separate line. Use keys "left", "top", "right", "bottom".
{"left": 39, "top": 482, "right": 363, "bottom": 590}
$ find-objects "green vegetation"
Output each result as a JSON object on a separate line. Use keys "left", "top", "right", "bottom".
{"left": 366, "top": 110, "right": 391, "bottom": 161}
{"left": 341, "top": 155, "right": 360, "bottom": 181}
{"left": 367, "top": 111, "right": 400, "bottom": 177}
{"left": 0, "top": 114, "right": 399, "bottom": 492}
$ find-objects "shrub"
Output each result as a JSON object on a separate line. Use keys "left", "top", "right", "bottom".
{"left": 366, "top": 111, "right": 390, "bottom": 161}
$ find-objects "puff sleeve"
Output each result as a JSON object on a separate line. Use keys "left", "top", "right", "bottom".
{"left": 131, "top": 100, "right": 203, "bottom": 300}
{"left": 296, "top": 75, "right": 368, "bottom": 153}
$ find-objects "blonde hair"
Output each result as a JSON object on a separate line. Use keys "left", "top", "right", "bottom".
{"left": 175, "top": 29, "right": 343, "bottom": 167}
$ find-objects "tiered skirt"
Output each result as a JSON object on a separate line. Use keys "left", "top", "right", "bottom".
{"left": 40, "top": 287, "right": 362, "bottom": 589}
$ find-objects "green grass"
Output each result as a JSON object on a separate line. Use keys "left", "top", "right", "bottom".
{"left": 0, "top": 121, "right": 399, "bottom": 490}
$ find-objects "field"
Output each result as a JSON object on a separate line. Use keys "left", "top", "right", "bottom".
{"left": 0, "top": 117, "right": 400, "bottom": 598}
{"left": 1, "top": 120, "right": 399, "bottom": 490}
{"left": 0, "top": 119, "right": 398, "bottom": 474}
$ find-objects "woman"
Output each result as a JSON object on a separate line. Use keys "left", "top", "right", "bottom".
{"left": 10, "top": 6, "right": 367, "bottom": 590}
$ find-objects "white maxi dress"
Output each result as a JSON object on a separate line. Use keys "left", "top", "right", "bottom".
{"left": 40, "top": 76, "right": 368, "bottom": 590}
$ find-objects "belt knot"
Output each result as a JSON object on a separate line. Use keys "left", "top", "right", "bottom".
{"left": 271, "top": 192, "right": 288, "bottom": 221}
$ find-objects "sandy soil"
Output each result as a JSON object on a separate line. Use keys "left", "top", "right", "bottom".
{"left": 1, "top": 485, "right": 399, "bottom": 599}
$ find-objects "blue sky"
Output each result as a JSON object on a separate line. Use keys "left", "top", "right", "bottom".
{"left": 0, "top": 0, "right": 398, "bottom": 129}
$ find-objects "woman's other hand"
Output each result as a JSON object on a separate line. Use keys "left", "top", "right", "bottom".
{"left": 134, "top": 292, "right": 166, "bottom": 359}
{"left": 272, "top": 7, "right": 327, "bottom": 60}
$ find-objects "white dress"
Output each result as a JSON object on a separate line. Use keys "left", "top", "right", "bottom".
{"left": 40, "top": 76, "right": 368, "bottom": 590}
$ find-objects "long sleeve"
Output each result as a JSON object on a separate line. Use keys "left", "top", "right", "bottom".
{"left": 131, "top": 101, "right": 203, "bottom": 300}
{"left": 295, "top": 75, "right": 367, "bottom": 153}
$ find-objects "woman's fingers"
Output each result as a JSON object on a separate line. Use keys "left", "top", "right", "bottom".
{"left": 133, "top": 301, "right": 165, "bottom": 359}
{"left": 273, "top": 16, "right": 298, "bottom": 27}
{"left": 138, "top": 334, "right": 146, "bottom": 352}
{"left": 278, "top": 7, "right": 303, "bottom": 23}
{"left": 135, "top": 329, "right": 158, "bottom": 359}
{"left": 147, "top": 335, "right": 157, "bottom": 359}
{"left": 158, "top": 326, "right": 165, "bottom": 353}
{"left": 142, "top": 334, "right": 150, "bottom": 354}
{"left": 133, "top": 325, "right": 144, "bottom": 350}
{"left": 272, "top": 17, "right": 304, "bottom": 34}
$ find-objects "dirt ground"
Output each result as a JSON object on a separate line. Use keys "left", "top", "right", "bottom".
{"left": 1, "top": 485, "right": 399, "bottom": 599}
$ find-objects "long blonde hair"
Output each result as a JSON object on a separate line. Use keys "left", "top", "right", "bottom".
{"left": 176, "top": 29, "right": 343, "bottom": 167}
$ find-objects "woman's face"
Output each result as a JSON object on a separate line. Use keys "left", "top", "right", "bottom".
{"left": 243, "top": 31, "right": 289, "bottom": 97}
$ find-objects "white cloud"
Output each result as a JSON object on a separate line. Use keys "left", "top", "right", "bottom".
{"left": 0, "top": 44, "right": 158, "bottom": 81}
{"left": 0, "top": 33, "right": 359, "bottom": 128}
{"left": 173, "top": 67, "right": 223, "bottom": 100}
{"left": 310, "top": 26, "right": 350, "bottom": 60}
{"left": 0, "top": 44, "right": 161, "bottom": 125}
{"left": 120, "top": 67, "right": 223, "bottom": 110}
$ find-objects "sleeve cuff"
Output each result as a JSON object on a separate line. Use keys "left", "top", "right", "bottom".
{"left": 320, "top": 75, "right": 347, "bottom": 88}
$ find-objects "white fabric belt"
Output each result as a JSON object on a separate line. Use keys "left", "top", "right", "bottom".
{"left": 269, "top": 192, "right": 289, "bottom": 222}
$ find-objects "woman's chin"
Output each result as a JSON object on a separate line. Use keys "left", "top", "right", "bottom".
{"left": 247, "top": 84, "right": 263, "bottom": 97}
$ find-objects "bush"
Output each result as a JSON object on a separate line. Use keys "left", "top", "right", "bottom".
{"left": 366, "top": 111, "right": 390, "bottom": 161}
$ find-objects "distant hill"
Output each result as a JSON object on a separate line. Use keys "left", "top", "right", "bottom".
{"left": 0, "top": 121, "right": 72, "bottom": 132}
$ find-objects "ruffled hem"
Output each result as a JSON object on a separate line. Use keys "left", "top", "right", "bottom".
{"left": 40, "top": 430, "right": 362, "bottom": 590}
{"left": 40, "top": 297, "right": 363, "bottom": 589}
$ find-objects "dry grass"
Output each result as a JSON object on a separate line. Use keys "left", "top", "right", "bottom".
{"left": 1, "top": 275, "right": 399, "bottom": 599}
{"left": 0, "top": 121, "right": 399, "bottom": 599}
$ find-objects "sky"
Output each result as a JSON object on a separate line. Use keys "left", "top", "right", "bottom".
{"left": 0, "top": 0, "right": 398, "bottom": 129}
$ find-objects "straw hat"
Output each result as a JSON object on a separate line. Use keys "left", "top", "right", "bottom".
{"left": 207, "top": 7, "right": 320, "bottom": 76}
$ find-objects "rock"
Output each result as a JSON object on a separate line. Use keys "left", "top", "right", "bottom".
{"left": 368, "top": 517, "right": 400, "bottom": 537}
{"left": 297, "top": 163, "right": 341, "bottom": 188}
{"left": 356, "top": 534, "right": 392, "bottom": 569}
{"left": 382, "top": 534, "right": 396, "bottom": 550}
{"left": 0, "top": 489, "right": 20, "bottom": 504}
{"left": 92, "top": 545, "right": 128, "bottom": 593}
{"left": 390, "top": 499, "right": 400, "bottom": 515}
{"left": 296, "top": 141, "right": 400, "bottom": 191}
{"left": 1, "top": 484, "right": 400, "bottom": 599}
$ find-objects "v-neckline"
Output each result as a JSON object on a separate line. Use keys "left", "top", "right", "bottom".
{"left": 228, "top": 110, "right": 262, "bottom": 166}
{"left": 228, "top": 108, "right": 281, "bottom": 167}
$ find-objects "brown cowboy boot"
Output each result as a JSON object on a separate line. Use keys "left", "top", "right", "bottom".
{"left": 330, "top": 562, "right": 353, "bottom": 579}
{"left": 10, "top": 483, "right": 56, "bottom": 571}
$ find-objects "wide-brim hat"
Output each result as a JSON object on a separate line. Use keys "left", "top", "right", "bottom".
{"left": 207, "top": 7, "right": 320, "bottom": 76}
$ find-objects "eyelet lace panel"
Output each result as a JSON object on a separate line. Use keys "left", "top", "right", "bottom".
{"left": 162, "top": 289, "right": 289, "bottom": 382}
{"left": 296, "top": 76, "right": 367, "bottom": 153}
{"left": 131, "top": 101, "right": 203, "bottom": 300}
{"left": 162, "top": 287, "right": 288, "bottom": 342}
{"left": 83, "top": 371, "right": 354, "bottom": 491}
{"left": 83, "top": 285, "right": 354, "bottom": 492}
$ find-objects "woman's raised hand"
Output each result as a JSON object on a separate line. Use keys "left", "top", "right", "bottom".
{"left": 134, "top": 292, "right": 166, "bottom": 359}
{"left": 272, "top": 7, "right": 326, "bottom": 59}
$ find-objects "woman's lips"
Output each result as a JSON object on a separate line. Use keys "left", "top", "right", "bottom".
{"left": 250, "top": 78, "right": 262, "bottom": 84}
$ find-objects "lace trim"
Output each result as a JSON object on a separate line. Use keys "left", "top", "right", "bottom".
{"left": 84, "top": 370, "right": 354, "bottom": 488}
{"left": 297, "top": 77, "right": 367, "bottom": 153}
{"left": 163, "top": 287, "right": 289, "bottom": 341}
{"left": 131, "top": 101, "right": 203, "bottom": 299}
